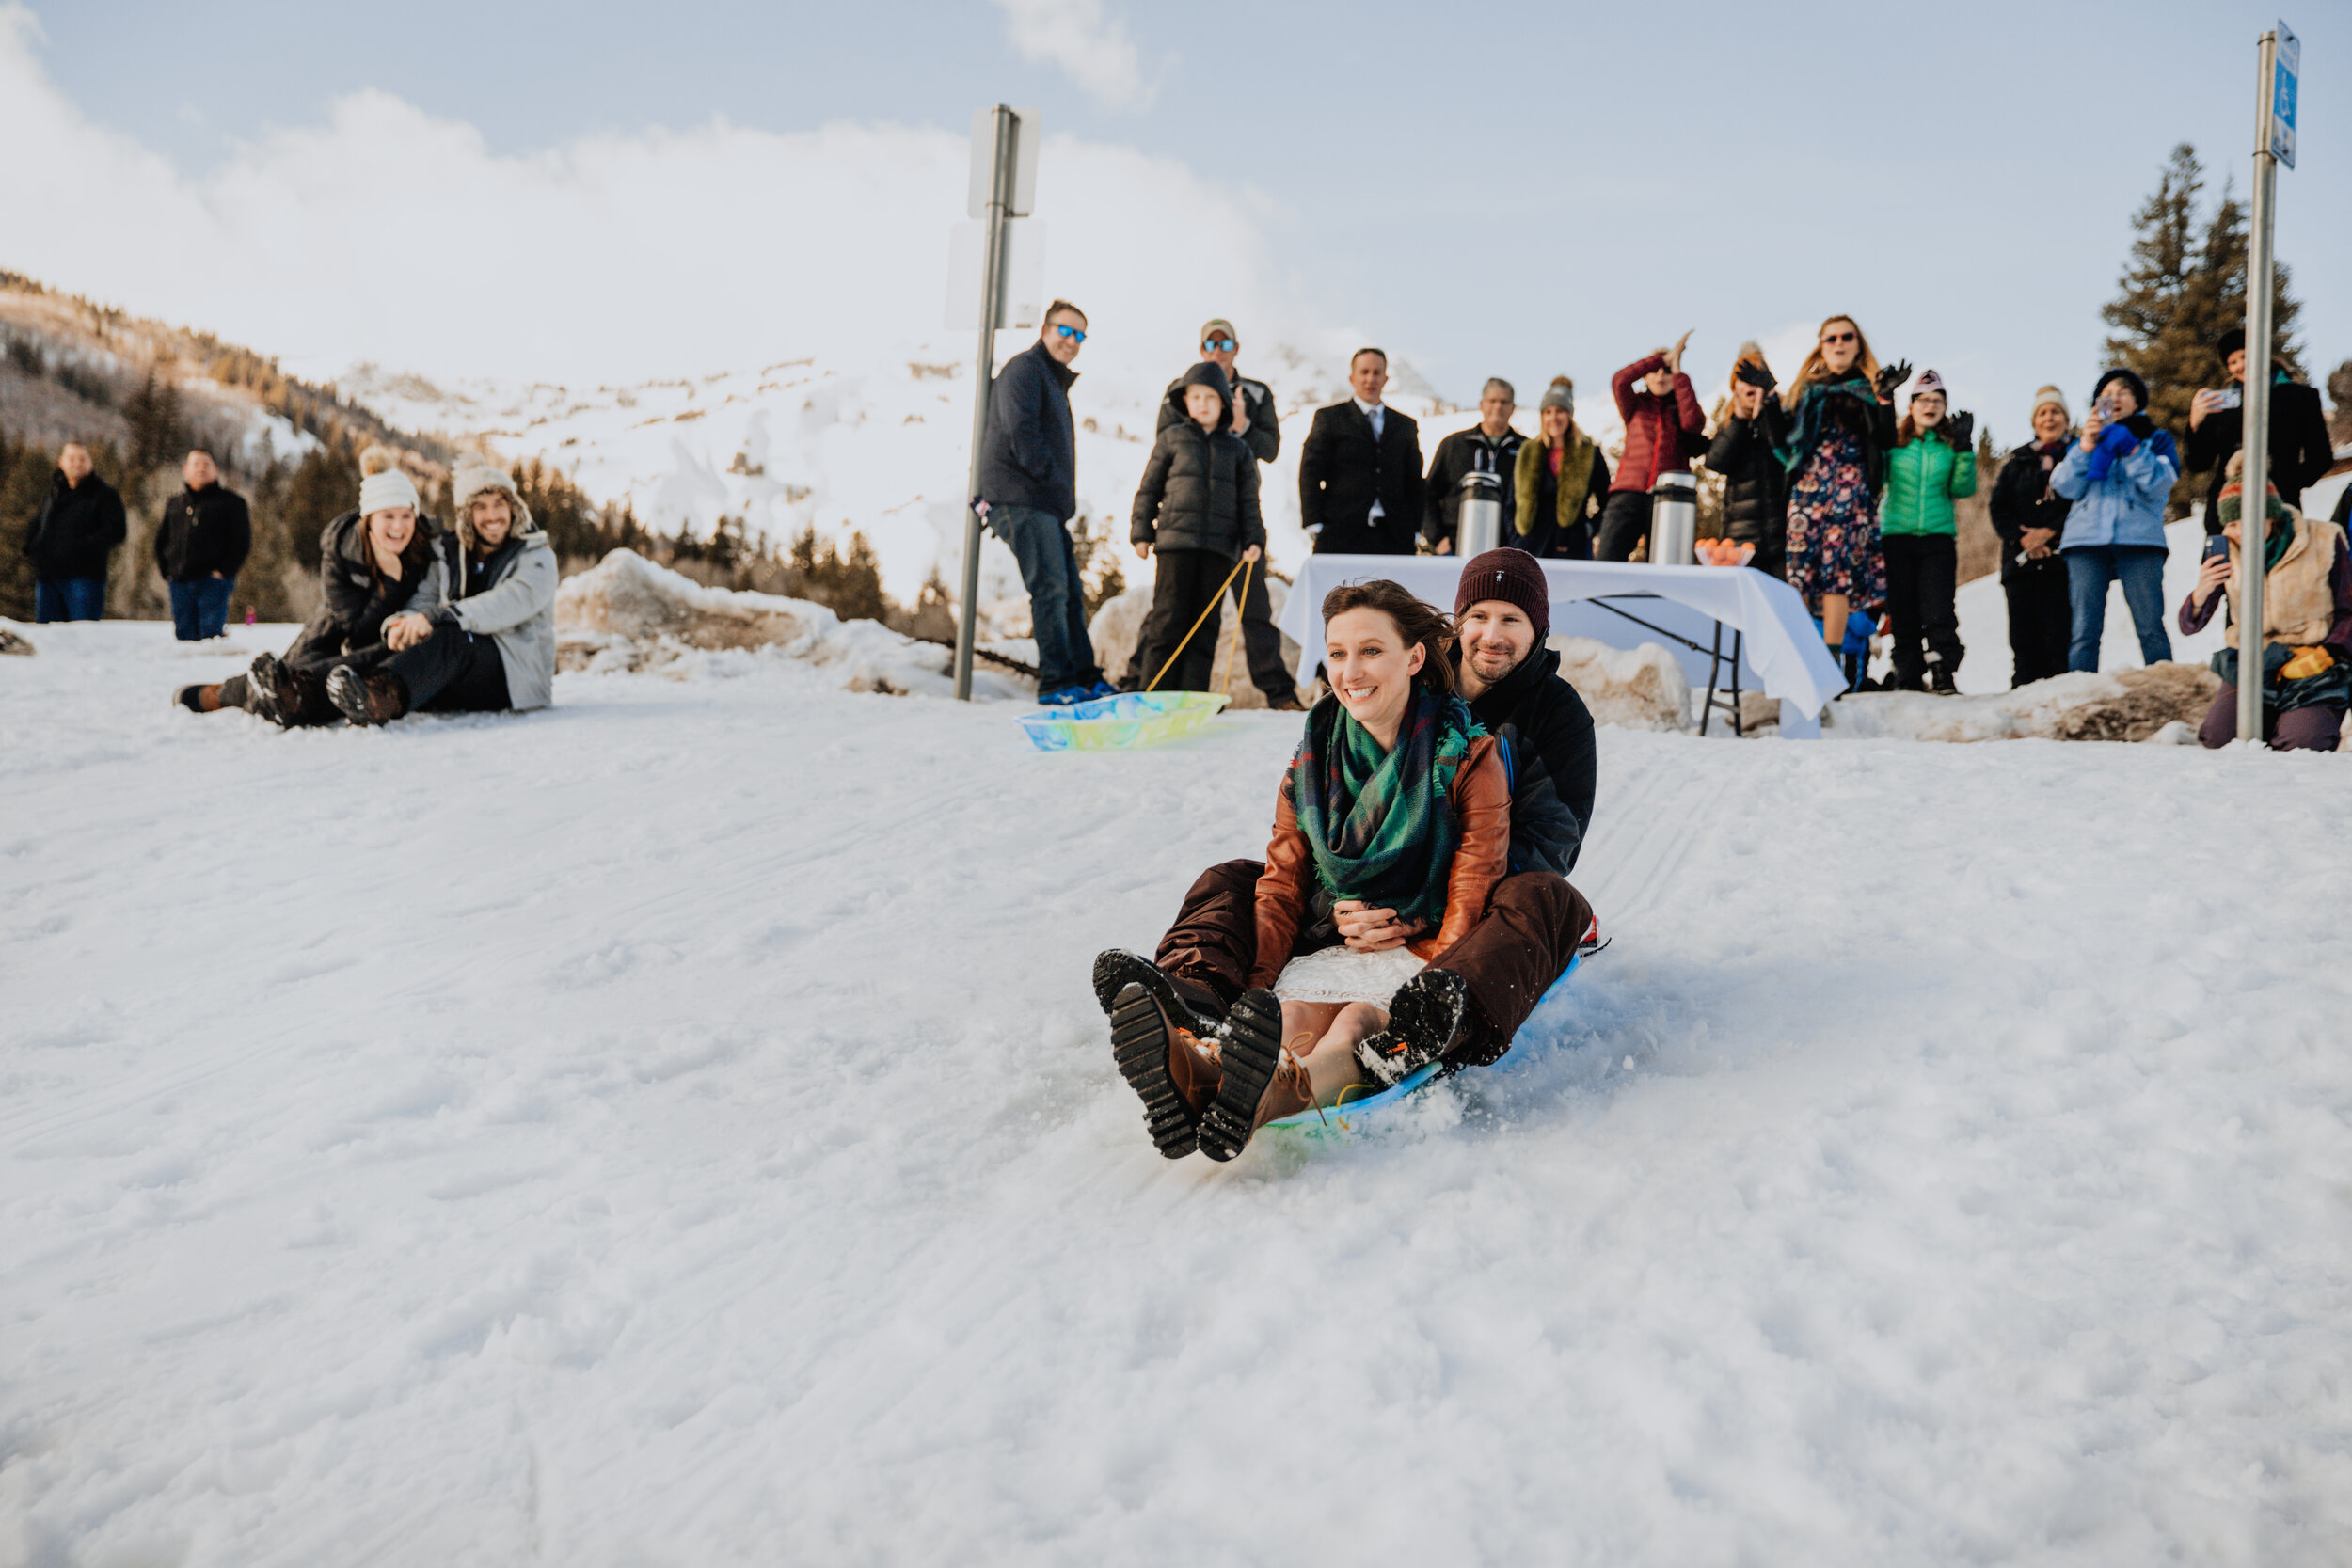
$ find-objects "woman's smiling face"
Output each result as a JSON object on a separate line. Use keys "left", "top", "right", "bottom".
{"left": 1325, "top": 606, "right": 1422, "bottom": 733}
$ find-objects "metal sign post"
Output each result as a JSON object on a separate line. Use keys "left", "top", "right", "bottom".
{"left": 953, "top": 105, "right": 1038, "bottom": 701}
{"left": 2238, "top": 22, "right": 2296, "bottom": 744}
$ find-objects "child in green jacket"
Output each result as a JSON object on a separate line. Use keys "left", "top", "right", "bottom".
{"left": 1879, "top": 370, "right": 1978, "bottom": 691}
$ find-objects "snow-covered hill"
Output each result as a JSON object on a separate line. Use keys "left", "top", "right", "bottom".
{"left": 341, "top": 341, "right": 1518, "bottom": 617}
{"left": 6, "top": 626, "right": 2350, "bottom": 1562}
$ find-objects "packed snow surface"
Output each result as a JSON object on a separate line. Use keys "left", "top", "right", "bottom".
{"left": 5, "top": 626, "right": 2351, "bottom": 1565}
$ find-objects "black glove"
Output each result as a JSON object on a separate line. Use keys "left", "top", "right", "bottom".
{"left": 1874, "top": 359, "right": 1912, "bottom": 400}
{"left": 1947, "top": 410, "right": 1975, "bottom": 449}
{"left": 1734, "top": 360, "right": 1776, "bottom": 392}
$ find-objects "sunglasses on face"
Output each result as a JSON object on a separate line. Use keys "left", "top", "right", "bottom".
{"left": 1203, "top": 338, "right": 1236, "bottom": 353}
{"left": 1055, "top": 324, "right": 1087, "bottom": 343}
{"left": 1821, "top": 330, "right": 1857, "bottom": 345}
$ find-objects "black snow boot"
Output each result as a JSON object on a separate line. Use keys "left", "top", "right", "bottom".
{"left": 1108, "top": 981, "right": 1216, "bottom": 1160}
{"left": 244, "top": 653, "right": 292, "bottom": 725}
{"left": 1196, "top": 989, "right": 1308, "bottom": 1162}
{"left": 1091, "top": 950, "right": 1216, "bottom": 1033}
{"left": 328, "top": 666, "right": 406, "bottom": 727}
{"left": 1354, "top": 968, "right": 1470, "bottom": 1088}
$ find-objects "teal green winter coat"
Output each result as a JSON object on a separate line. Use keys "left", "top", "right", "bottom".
{"left": 1879, "top": 433, "right": 1978, "bottom": 537}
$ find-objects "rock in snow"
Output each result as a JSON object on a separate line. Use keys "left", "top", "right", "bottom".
{"left": 554, "top": 548, "right": 1025, "bottom": 700}
{"left": 1824, "top": 663, "right": 2222, "bottom": 743}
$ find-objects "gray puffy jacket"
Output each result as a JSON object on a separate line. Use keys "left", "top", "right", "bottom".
{"left": 399, "top": 504, "right": 559, "bottom": 710}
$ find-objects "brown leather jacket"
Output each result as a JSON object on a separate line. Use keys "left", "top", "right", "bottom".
{"left": 1249, "top": 733, "right": 1510, "bottom": 990}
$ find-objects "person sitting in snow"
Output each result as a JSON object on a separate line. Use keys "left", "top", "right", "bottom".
{"left": 2179, "top": 451, "right": 2352, "bottom": 752}
{"left": 326, "top": 458, "right": 559, "bottom": 726}
{"left": 1125, "top": 362, "right": 1265, "bottom": 694}
{"left": 176, "top": 447, "right": 441, "bottom": 725}
{"left": 1097, "top": 554, "right": 1601, "bottom": 1162}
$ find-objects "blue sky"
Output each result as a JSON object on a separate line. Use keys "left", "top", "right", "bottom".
{"left": 23, "top": 0, "right": 2351, "bottom": 437}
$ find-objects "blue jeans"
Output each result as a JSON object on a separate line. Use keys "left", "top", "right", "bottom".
{"left": 34, "top": 577, "right": 105, "bottom": 622}
{"left": 168, "top": 576, "right": 235, "bottom": 641}
{"left": 2064, "top": 546, "right": 2169, "bottom": 672}
{"left": 986, "top": 504, "right": 1099, "bottom": 693}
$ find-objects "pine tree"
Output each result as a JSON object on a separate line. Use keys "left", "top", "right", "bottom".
{"left": 2101, "top": 143, "right": 2305, "bottom": 513}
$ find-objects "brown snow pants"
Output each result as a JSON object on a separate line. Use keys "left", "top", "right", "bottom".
{"left": 1152, "top": 861, "right": 1595, "bottom": 1068}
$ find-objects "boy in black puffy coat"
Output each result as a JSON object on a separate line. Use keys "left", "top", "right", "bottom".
{"left": 1128, "top": 362, "right": 1266, "bottom": 692}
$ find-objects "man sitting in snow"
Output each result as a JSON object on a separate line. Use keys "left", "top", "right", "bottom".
{"left": 327, "top": 459, "right": 559, "bottom": 726}
{"left": 1095, "top": 547, "right": 1601, "bottom": 1134}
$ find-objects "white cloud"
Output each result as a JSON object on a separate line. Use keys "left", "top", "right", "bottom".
{"left": 0, "top": 6, "right": 1268, "bottom": 396}
{"left": 991, "top": 0, "right": 1152, "bottom": 110}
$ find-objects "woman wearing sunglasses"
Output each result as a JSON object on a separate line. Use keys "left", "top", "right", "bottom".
{"left": 1742, "top": 315, "right": 1907, "bottom": 671}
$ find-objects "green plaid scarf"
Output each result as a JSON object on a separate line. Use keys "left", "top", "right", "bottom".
{"left": 1290, "top": 685, "right": 1483, "bottom": 929}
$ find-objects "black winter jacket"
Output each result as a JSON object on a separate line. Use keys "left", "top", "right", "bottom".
{"left": 1132, "top": 366, "right": 1267, "bottom": 558}
{"left": 2184, "top": 378, "right": 2333, "bottom": 531}
{"left": 283, "top": 509, "right": 442, "bottom": 669}
{"left": 1704, "top": 415, "right": 1788, "bottom": 550}
{"left": 1423, "top": 426, "right": 1527, "bottom": 548}
{"left": 153, "top": 482, "right": 251, "bottom": 581}
{"left": 1987, "top": 441, "right": 2073, "bottom": 585}
{"left": 1156, "top": 369, "right": 1279, "bottom": 465}
{"left": 1298, "top": 401, "right": 1424, "bottom": 554}
{"left": 1456, "top": 643, "right": 1597, "bottom": 877}
{"left": 1758, "top": 377, "right": 1899, "bottom": 497}
{"left": 978, "top": 339, "right": 1079, "bottom": 520}
{"left": 24, "top": 470, "right": 127, "bottom": 579}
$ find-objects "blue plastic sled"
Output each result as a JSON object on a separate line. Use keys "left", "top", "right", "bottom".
{"left": 1262, "top": 952, "right": 1585, "bottom": 1143}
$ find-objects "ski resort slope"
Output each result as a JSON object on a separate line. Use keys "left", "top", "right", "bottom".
{"left": 4, "top": 626, "right": 2350, "bottom": 1566}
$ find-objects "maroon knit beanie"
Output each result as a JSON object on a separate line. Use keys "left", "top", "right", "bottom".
{"left": 1454, "top": 547, "right": 1550, "bottom": 637}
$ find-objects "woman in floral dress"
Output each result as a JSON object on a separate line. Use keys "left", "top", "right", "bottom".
{"left": 1741, "top": 315, "right": 1907, "bottom": 663}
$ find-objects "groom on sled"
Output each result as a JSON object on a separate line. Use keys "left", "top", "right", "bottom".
{"left": 1096, "top": 548, "right": 1604, "bottom": 1161}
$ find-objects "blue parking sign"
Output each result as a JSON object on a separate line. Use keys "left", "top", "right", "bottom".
{"left": 2271, "top": 22, "right": 2299, "bottom": 168}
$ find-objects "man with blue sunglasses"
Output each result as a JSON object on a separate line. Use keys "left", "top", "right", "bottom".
{"left": 979, "top": 299, "right": 1113, "bottom": 704}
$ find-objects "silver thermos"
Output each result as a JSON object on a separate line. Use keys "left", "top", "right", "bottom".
{"left": 1648, "top": 471, "right": 1698, "bottom": 565}
{"left": 1455, "top": 470, "right": 1503, "bottom": 559}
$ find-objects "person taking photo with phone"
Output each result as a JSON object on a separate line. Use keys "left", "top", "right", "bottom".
{"left": 2178, "top": 450, "right": 2352, "bottom": 750}
{"left": 1705, "top": 342, "right": 1789, "bottom": 581}
{"left": 2051, "top": 368, "right": 2177, "bottom": 672}
{"left": 2185, "top": 327, "right": 2333, "bottom": 533}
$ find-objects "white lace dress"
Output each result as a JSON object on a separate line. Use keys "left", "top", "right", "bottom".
{"left": 1271, "top": 942, "right": 1425, "bottom": 1007}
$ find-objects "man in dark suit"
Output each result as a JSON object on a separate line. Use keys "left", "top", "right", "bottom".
{"left": 1298, "top": 348, "right": 1423, "bottom": 555}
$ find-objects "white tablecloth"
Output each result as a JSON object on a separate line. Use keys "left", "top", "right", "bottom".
{"left": 1276, "top": 556, "right": 1846, "bottom": 736}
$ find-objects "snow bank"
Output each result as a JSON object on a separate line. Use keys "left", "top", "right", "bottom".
{"left": 554, "top": 548, "right": 1025, "bottom": 700}
{"left": 1825, "top": 663, "right": 2223, "bottom": 743}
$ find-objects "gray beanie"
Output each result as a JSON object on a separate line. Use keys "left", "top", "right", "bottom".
{"left": 1538, "top": 377, "right": 1574, "bottom": 414}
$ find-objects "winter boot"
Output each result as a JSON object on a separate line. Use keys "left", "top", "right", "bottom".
{"left": 1196, "top": 989, "right": 1311, "bottom": 1162}
{"left": 1353, "top": 968, "right": 1470, "bottom": 1088}
{"left": 244, "top": 653, "right": 294, "bottom": 725}
{"left": 1108, "top": 981, "right": 1221, "bottom": 1159}
{"left": 1929, "top": 667, "right": 1958, "bottom": 696}
{"left": 1091, "top": 950, "right": 1216, "bottom": 1033}
{"left": 1265, "top": 689, "right": 1305, "bottom": 712}
{"left": 327, "top": 666, "right": 406, "bottom": 727}
{"left": 173, "top": 683, "right": 223, "bottom": 713}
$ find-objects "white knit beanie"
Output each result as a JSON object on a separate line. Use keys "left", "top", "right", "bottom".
{"left": 358, "top": 447, "right": 419, "bottom": 515}
{"left": 2030, "top": 384, "right": 2070, "bottom": 420}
